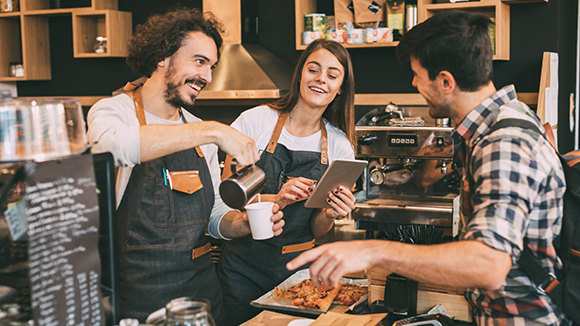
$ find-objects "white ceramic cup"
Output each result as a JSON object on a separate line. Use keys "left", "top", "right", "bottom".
{"left": 245, "top": 201, "right": 275, "bottom": 240}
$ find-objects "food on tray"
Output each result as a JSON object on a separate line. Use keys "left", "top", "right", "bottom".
{"left": 273, "top": 278, "right": 367, "bottom": 311}
{"left": 334, "top": 283, "right": 368, "bottom": 305}
{"left": 291, "top": 280, "right": 341, "bottom": 311}
{"left": 275, "top": 279, "right": 308, "bottom": 299}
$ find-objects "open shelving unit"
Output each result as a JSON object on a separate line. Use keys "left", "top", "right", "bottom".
{"left": 295, "top": 0, "right": 547, "bottom": 59}
{"left": 72, "top": 10, "right": 132, "bottom": 58}
{"left": 0, "top": 0, "right": 131, "bottom": 81}
{"left": 417, "top": 0, "right": 509, "bottom": 60}
{"left": 295, "top": 0, "right": 399, "bottom": 50}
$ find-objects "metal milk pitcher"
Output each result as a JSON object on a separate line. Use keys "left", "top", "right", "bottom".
{"left": 219, "top": 160, "right": 266, "bottom": 210}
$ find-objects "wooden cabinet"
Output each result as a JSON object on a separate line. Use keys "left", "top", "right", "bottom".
{"left": 0, "top": 0, "right": 131, "bottom": 81}
{"left": 295, "top": 0, "right": 547, "bottom": 60}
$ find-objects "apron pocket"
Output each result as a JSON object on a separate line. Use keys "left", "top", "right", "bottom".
{"left": 154, "top": 177, "right": 206, "bottom": 228}
{"left": 168, "top": 170, "right": 204, "bottom": 194}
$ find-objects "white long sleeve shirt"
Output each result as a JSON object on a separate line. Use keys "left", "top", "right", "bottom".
{"left": 86, "top": 93, "right": 232, "bottom": 240}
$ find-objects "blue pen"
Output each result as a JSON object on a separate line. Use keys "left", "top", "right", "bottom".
{"left": 163, "top": 168, "right": 167, "bottom": 186}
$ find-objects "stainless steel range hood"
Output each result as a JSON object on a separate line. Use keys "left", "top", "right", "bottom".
{"left": 197, "top": 0, "right": 293, "bottom": 100}
{"left": 197, "top": 43, "right": 293, "bottom": 100}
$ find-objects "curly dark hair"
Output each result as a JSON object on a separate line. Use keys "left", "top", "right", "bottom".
{"left": 126, "top": 6, "right": 224, "bottom": 78}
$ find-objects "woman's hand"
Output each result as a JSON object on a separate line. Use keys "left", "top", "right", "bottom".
{"left": 241, "top": 202, "right": 285, "bottom": 236}
{"left": 324, "top": 186, "right": 356, "bottom": 219}
{"left": 275, "top": 177, "right": 315, "bottom": 209}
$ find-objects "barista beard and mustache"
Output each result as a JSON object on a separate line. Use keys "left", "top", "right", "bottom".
{"left": 163, "top": 61, "right": 207, "bottom": 111}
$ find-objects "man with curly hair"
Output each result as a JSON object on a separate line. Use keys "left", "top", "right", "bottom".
{"left": 87, "top": 7, "right": 284, "bottom": 324}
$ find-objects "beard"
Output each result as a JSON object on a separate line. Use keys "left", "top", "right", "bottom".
{"left": 427, "top": 101, "right": 452, "bottom": 119}
{"left": 425, "top": 91, "right": 452, "bottom": 119}
{"left": 163, "top": 61, "right": 206, "bottom": 111}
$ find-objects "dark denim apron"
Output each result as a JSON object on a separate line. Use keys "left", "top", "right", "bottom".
{"left": 116, "top": 85, "right": 225, "bottom": 325}
{"left": 217, "top": 111, "right": 328, "bottom": 325}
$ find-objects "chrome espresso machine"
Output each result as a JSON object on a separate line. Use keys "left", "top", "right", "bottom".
{"left": 353, "top": 103, "right": 461, "bottom": 239}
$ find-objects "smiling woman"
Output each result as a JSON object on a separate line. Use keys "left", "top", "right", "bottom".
{"left": 216, "top": 39, "right": 359, "bottom": 326}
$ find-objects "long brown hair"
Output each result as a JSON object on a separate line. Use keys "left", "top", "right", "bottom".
{"left": 267, "top": 39, "right": 356, "bottom": 150}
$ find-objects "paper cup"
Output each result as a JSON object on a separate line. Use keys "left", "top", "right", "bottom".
{"left": 245, "top": 201, "right": 275, "bottom": 240}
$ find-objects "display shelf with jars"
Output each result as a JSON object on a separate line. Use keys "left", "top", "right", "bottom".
{"left": 296, "top": 0, "right": 547, "bottom": 60}
{"left": 295, "top": 0, "right": 401, "bottom": 50}
{"left": 0, "top": 0, "right": 131, "bottom": 81}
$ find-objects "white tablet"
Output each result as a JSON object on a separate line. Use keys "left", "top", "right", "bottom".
{"left": 304, "top": 159, "right": 368, "bottom": 209}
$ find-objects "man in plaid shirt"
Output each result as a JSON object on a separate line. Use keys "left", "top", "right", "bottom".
{"left": 287, "top": 10, "right": 569, "bottom": 325}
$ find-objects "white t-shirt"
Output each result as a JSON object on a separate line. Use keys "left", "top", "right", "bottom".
{"left": 230, "top": 105, "right": 355, "bottom": 162}
{"left": 87, "top": 93, "right": 232, "bottom": 240}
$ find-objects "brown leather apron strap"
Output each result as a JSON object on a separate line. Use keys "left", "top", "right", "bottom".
{"left": 132, "top": 84, "right": 205, "bottom": 158}
{"left": 320, "top": 120, "right": 328, "bottom": 165}
{"left": 281, "top": 239, "right": 315, "bottom": 255}
{"left": 191, "top": 243, "right": 212, "bottom": 260}
{"left": 265, "top": 111, "right": 329, "bottom": 165}
{"left": 133, "top": 87, "right": 148, "bottom": 126}
{"left": 195, "top": 147, "right": 205, "bottom": 158}
{"left": 266, "top": 112, "right": 287, "bottom": 153}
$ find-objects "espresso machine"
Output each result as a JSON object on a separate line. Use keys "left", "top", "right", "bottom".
{"left": 353, "top": 103, "right": 461, "bottom": 239}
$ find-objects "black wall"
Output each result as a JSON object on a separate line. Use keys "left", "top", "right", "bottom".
{"left": 15, "top": 0, "right": 578, "bottom": 151}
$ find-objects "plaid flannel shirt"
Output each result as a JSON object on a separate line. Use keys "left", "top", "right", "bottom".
{"left": 452, "top": 85, "right": 569, "bottom": 325}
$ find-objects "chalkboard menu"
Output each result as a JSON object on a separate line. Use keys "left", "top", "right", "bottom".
{"left": 24, "top": 154, "right": 104, "bottom": 326}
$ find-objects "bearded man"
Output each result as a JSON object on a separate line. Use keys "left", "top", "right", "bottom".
{"left": 87, "top": 7, "right": 284, "bottom": 325}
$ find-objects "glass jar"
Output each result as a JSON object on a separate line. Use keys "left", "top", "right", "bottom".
{"left": 9, "top": 62, "right": 23, "bottom": 77}
{"left": 119, "top": 319, "right": 140, "bottom": 326}
{"left": 94, "top": 36, "right": 107, "bottom": 53}
{"left": 0, "top": 0, "right": 19, "bottom": 12}
{"left": 164, "top": 298, "right": 215, "bottom": 326}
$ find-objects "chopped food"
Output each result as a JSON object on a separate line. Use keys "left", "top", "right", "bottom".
{"left": 334, "top": 283, "right": 368, "bottom": 305}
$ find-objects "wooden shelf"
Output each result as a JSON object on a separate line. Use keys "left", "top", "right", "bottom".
{"left": 21, "top": 15, "right": 51, "bottom": 80}
{"left": 0, "top": 16, "right": 22, "bottom": 79}
{"left": 32, "top": 92, "right": 538, "bottom": 108}
{"left": 21, "top": 8, "right": 79, "bottom": 15}
{"left": 418, "top": 0, "right": 510, "bottom": 60}
{"left": 502, "top": 0, "right": 547, "bottom": 3}
{"left": 295, "top": 0, "right": 398, "bottom": 50}
{"left": 297, "top": 41, "right": 400, "bottom": 50}
{"left": 295, "top": 0, "right": 546, "bottom": 60}
{"left": 20, "top": 0, "right": 118, "bottom": 11}
{"left": 0, "top": 12, "right": 21, "bottom": 17}
{"left": 0, "top": 0, "right": 131, "bottom": 81}
{"left": 354, "top": 92, "right": 538, "bottom": 106}
{"left": 73, "top": 10, "right": 131, "bottom": 57}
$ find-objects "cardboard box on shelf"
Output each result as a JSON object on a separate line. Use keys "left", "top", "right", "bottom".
{"left": 303, "top": 31, "right": 325, "bottom": 45}
{"left": 305, "top": 13, "right": 326, "bottom": 32}
{"left": 347, "top": 29, "right": 364, "bottom": 43}
{"left": 365, "top": 27, "right": 394, "bottom": 43}
{"left": 326, "top": 30, "right": 348, "bottom": 43}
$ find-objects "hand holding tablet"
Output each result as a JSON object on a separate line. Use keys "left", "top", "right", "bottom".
{"left": 304, "top": 159, "right": 368, "bottom": 209}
